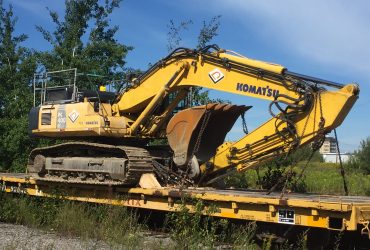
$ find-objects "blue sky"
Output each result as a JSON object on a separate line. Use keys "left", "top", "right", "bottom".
{"left": 5, "top": 0, "right": 370, "bottom": 152}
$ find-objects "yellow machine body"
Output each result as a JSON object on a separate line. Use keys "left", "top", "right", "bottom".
{"left": 29, "top": 46, "right": 359, "bottom": 185}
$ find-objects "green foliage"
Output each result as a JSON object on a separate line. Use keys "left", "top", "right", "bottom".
{"left": 0, "top": 1, "right": 37, "bottom": 172}
{"left": 303, "top": 162, "right": 370, "bottom": 195}
{"left": 166, "top": 19, "right": 193, "bottom": 52}
{"left": 166, "top": 16, "right": 222, "bottom": 52}
{"left": 295, "top": 230, "right": 309, "bottom": 250}
{"left": 166, "top": 199, "right": 257, "bottom": 249}
{"left": 51, "top": 201, "right": 143, "bottom": 245}
{"left": 0, "top": 117, "right": 37, "bottom": 172}
{"left": 225, "top": 171, "right": 249, "bottom": 189}
{"left": 237, "top": 162, "right": 370, "bottom": 196}
{"left": 197, "top": 15, "right": 221, "bottom": 49}
{"left": 166, "top": 200, "right": 220, "bottom": 248}
{"left": 0, "top": 194, "right": 144, "bottom": 247}
{"left": 288, "top": 145, "right": 324, "bottom": 164}
{"left": 191, "top": 15, "right": 227, "bottom": 106}
{"left": 0, "top": 194, "right": 39, "bottom": 226}
{"left": 256, "top": 145, "right": 323, "bottom": 192}
{"left": 0, "top": 193, "right": 261, "bottom": 248}
{"left": 166, "top": 16, "right": 229, "bottom": 107}
{"left": 348, "top": 137, "right": 370, "bottom": 174}
{"left": 36, "top": 0, "right": 131, "bottom": 89}
{"left": 266, "top": 145, "right": 323, "bottom": 169}
{"left": 0, "top": 2, "right": 33, "bottom": 117}
{"left": 189, "top": 87, "right": 230, "bottom": 106}
{"left": 258, "top": 164, "right": 307, "bottom": 193}
{"left": 148, "top": 138, "right": 168, "bottom": 146}
{"left": 225, "top": 145, "right": 323, "bottom": 191}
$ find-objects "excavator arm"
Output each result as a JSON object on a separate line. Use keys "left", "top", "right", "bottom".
{"left": 113, "top": 46, "right": 359, "bottom": 184}
{"left": 197, "top": 84, "right": 358, "bottom": 184}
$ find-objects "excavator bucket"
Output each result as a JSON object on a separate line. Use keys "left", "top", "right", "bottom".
{"left": 166, "top": 103, "right": 251, "bottom": 166}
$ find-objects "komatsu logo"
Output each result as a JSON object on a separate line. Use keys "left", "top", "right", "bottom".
{"left": 236, "top": 83, "right": 279, "bottom": 98}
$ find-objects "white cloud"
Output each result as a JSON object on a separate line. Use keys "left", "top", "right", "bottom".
{"left": 5, "top": 0, "right": 64, "bottom": 17}
{"left": 213, "top": 0, "right": 370, "bottom": 76}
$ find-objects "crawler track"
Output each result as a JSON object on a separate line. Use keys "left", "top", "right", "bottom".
{"left": 27, "top": 142, "right": 153, "bottom": 186}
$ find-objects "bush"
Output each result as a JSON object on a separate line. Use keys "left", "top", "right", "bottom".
{"left": 349, "top": 137, "right": 370, "bottom": 174}
{"left": 225, "top": 172, "right": 249, "bottom": 188}
{"left": 258, "top": 164, "right": 307, "bottom": 193}
{"left": 165, "top": 199, "right": 257, "bottom": 248}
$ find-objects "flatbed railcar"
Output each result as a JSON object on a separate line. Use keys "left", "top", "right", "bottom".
{"left": 1, "top": 172, "right": 369, "bottom": 242}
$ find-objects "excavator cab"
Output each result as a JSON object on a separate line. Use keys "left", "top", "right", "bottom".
{"left": 29, "top": 68, "right": 121, "bottom": 138}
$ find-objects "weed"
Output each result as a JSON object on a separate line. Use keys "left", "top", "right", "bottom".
{"left": 228, "top": 222, "right": 257, "bottom": 249}
{"left": 230, "top": 162, "right": 370, "bottom": 195}
{"left": 166, "top": 199, "right": 258, "bottom": 249}
{"left": 296, "top": 230, "right": 308, "bottom": 250}
{"left": 0, "top": 194, "right": 41, "bottom": 226}
{"left": 98, "top": 205, "right": 144, "bottom": 246}
{"left": 332, "top": 231, "right": 344, "bottom": 250}
{"left": 261, "top": 237, "right": 272, "bottom": 250}
{"left": 52, "top": 201, "right": 97, "bottom": 238}
{"left": 0, "top": 193, "right": 144, "bottom": 248}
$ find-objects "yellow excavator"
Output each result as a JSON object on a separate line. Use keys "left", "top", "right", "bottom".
{"left": 27, "top": 45, "right": 359, "bottom": 187}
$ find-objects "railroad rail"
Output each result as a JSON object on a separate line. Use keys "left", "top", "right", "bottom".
{"left": 1, "top": 173, "right": 370, "bottom": 240}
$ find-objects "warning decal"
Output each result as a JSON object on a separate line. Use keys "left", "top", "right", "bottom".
{"left": 68, "top": 109, "right": 79, "bottom": 123}
{"left": 208, "top": 68, "right": 224, "bottom": 83}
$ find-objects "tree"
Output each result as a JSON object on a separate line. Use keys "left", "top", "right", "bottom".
{"left": 166, "top": 15, "right": 221, "bottom": 52}
{"left": 0, "top": 0, "right": 132, "bottom": 171}
{"left": 36, "top": 0, "right": 132, "bottom": 89}
{"left": 349, "top": 137, "right": 370, "bottom": 174}
{"left": 196, "top": 15, "right": 221, "bottom": 49}
{"left": 166, "top": 16, "right": 226, "bottom": 106}
{"left": 0, "top": 1, "right": 37, "bottom": 171}
{"left": 166, "top": 19, "right": 193, "bottom": 52}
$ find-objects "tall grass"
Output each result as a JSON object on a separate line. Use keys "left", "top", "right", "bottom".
{"left": 0, "top": 193, "right": 262, "bottom": 249}
{"left": 165, "top": 199, "right": 258, "bottom": 249}
{"left": 0, "top": 193, "right": 144, "bottom": 248}
{"left": 302, "top": 163, "right": 370, "bottom": 195}
{"left": 227, "top": 162, "right": 370, "bottom": 196}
